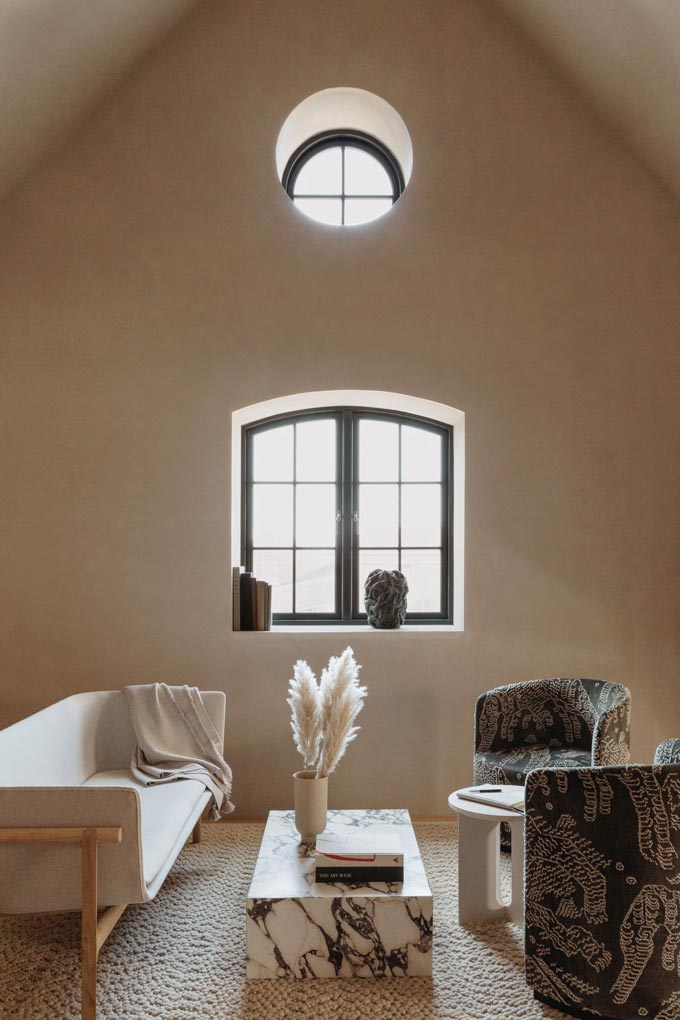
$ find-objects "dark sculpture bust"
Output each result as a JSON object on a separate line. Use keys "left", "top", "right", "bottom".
{"left": 364, "top": 569, "right": 409, "bottom": 629}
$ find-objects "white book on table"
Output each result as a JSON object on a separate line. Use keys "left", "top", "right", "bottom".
{"left": 457, "top": 785, "right": 525, "bottom": 813}
{"left": 315, "top": 832, "right": 404, "bottom": 868}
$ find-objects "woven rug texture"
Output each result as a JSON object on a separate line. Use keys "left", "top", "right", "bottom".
{"left": 0, "top": 821, "right": 567, "bottom": 1020}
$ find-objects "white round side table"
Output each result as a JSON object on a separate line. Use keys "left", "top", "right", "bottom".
{"left": 448, "top": 787, "right": 525, "bottom": 926}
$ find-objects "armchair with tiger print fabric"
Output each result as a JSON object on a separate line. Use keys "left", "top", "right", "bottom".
{"left": 474, "top": 678, "right": 631, "bottom": 788}
{"left": 524, "top": 749, "right": 680, "bottom": 1020}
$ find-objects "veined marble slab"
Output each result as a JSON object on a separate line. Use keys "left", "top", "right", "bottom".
{"left": 246, "top": 808, "right": 432, "bottom": 979}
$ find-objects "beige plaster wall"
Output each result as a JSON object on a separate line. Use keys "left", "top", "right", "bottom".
{"left": 1, "top": 0, "right": 679, "bottom": 817}
{"left": 0, "top": 0, "right": 198, "bottom": 203}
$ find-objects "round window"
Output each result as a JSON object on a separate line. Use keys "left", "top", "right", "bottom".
{"left": 283, "top": 131, "right": 404, "bottom": 227}
{"left": 276, "top": 88, "right": 413, "bottom": 229}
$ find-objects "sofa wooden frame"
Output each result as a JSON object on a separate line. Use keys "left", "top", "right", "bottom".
{"left": 0, "top": 818, "right": 202, "bottom": 1020}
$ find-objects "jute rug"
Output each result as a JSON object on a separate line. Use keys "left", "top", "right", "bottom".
{"left": 0, "top": 821, "right": 566, "bottom": 1020}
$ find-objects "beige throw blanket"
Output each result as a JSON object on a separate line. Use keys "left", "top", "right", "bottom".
{"left": 124, "top": 683, "right": 234, "bottom": 819}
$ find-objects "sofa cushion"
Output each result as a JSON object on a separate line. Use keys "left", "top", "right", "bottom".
{"left": 474, "top": 744, "right": 592, "bottom": 785}
{"left": 84, "top": 770, "right": 207, "bottom": 886}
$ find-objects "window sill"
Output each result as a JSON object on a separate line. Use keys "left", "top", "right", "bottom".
{"left": 235, "top": 624, "right": 462, "bottom": 634}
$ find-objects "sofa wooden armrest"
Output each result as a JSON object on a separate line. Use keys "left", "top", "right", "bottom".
{"left": 0, "top": 825, "right": 124, "bottom": 1020}
{"left": 0, "top": 786, "right": 144, "bottom": 912}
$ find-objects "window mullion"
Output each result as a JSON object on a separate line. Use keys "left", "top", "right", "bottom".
{"left": 398, "top": 424, "right": 402, "bottom": 575}
{"left": 341, "top": 145, "right": 346, "bottom": 227}
{"left": 341, "top": 410, "right": 354, "bottom": 620}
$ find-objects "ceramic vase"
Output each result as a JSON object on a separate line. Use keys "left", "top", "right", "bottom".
{"left": 293, "top": 770, "right": 328, "bottom": 843}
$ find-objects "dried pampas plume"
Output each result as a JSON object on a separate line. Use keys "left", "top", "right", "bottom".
{"left": 287, "top": 647, "right": 367, "bottom": 778}
{"left": 316, "top": 647, "right": 367, "bottom": 779}
{"left": 287, "top": 659, "right": 322, "bottom": 771}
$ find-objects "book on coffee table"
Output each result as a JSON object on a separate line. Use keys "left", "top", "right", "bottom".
{"left": 457, "top": 785, "right": 525, "bottom": 813}
{"left": 315, "top": 832, "right": 404, "bottom": 883}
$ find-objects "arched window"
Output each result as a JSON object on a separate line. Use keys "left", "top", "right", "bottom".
{"left": 283, "top": 130, "right": 404, "bottom": 227}
{"left": 239, "top": 402, "right": 457, "bottom": 626}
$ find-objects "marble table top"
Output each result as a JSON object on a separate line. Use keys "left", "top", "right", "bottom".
{"left": 247, "top": 808, "right": 431, "bottom": 899}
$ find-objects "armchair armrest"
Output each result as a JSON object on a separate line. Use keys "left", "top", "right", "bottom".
{"left": 0, "top": 786, "right": 144, "bottom": 913}
{"left": 656, "top": 739, "right": 680, "bottom": 764}
{"left": 525, "top": 763, "right": 680, "bottom": 1019}
{"left": 591, "top": 685, "right": 631, "bottom": 765}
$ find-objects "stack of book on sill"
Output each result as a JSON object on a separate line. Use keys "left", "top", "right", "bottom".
{"left": 315, "top": 832, "right": 404, "bottom": 884}
{"left": 232, "top": 566, "right": 272, "bottom": 631}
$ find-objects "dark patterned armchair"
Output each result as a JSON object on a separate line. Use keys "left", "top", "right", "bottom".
{"left": 524, "top": 747, "right": 680, "bottom": 1020}
{"left": 474, "top": 678, "right": 631, "bottom": 787}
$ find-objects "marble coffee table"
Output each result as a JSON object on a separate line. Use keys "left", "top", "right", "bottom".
{"left": 246, "top": 808, "right": 432, "bottom": 978}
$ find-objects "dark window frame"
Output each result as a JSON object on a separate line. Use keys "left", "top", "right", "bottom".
{"left": 282, "top": 129, "right": 405, "bottom": 226}
{"left": 242, "top": 407, "right": 454, "bottom": 627}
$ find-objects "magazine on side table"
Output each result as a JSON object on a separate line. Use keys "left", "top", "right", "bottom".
{"left": 456, "top": 785, "right": 525, "bottom": 813}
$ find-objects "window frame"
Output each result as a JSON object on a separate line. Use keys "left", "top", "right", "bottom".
{"left": 241, "top": 406, "right": 454, "bottom": 627}
{"left": 282, "top": 129, "right": 405, "bottom": 226}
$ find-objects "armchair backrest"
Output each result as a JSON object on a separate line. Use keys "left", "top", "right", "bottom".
{"left": 0, "top": 689, "right": 226, "bottom": 787}
{"left": 525, "top": 762, "right": 680, "bottom": 1020}
{"left": 475, "top": 677, "right": 629, "bottom": 756}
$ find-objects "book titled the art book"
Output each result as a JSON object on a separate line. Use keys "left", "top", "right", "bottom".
{"left": 315, "top": 833, "right": 404, "bottom": 883}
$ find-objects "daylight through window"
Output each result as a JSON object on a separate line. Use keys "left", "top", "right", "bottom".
{"left": 283, "top": 132, "right": 404, "bottom": 227}
{"left": 242, "top": 409, "right": 453, "bottom": 624}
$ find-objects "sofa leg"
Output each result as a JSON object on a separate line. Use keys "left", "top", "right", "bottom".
{"left": 192, "top": 819, "right": 202, "bottom": 844}
{"left": 81, "top": 829, "right": 98, "bottom": 1020}
{"left": 0, "top": 825, "right": 123, "bottom": 1020}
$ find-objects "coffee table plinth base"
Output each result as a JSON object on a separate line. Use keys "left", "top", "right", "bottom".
{"left": 246, "top": 894, "right": 433, "bottom": 978}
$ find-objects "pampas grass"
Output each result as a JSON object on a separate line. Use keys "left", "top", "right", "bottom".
{"left": 287, "top": 659, "right": 322, "bottom": 771}
{"left": 316, "top": 647, "right": 367, "bottom": 778}
{"left": 287, "top": 647, "right": 367, "bottom": 778}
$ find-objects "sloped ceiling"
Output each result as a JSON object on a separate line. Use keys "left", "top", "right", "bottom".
{"left": 2, "top": 1, "right": 680, "bottom": 208}
{"left": 0, "top": 0, "right": 199, "bottom": 203}
{"left": 497, "top": 0, "right": 680, "bottom": 200}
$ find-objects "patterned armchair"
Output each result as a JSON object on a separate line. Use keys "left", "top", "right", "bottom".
{"left": 474, "top": 678, "right": 631, "bottom": 787}
{"left": 524, "top": 747, "right": 680, "bottom": 1020}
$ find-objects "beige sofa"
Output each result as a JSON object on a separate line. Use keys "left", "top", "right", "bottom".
{"left": 0, "top": 689, "right": 226, "bottom": 1019}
